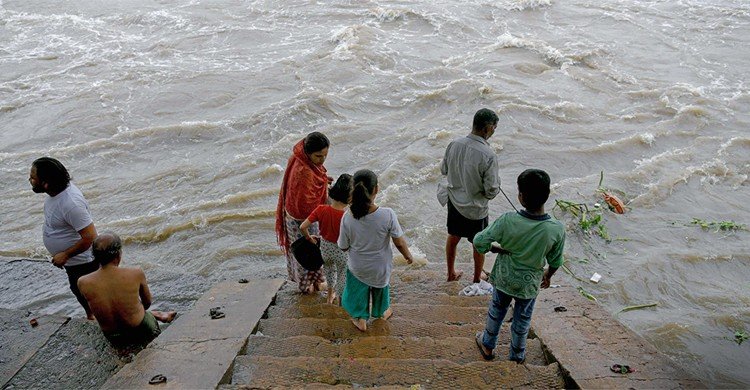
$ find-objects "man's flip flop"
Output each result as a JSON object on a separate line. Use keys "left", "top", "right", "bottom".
{"left": 475, "top": 332, "right": 495, "bottom": 361}
{"left": 148, "top": 374, "right": 167, "bottom": 385}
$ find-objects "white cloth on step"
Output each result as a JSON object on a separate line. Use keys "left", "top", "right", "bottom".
{"left": 459, "top": 280, "right": 493, "bottom": 296}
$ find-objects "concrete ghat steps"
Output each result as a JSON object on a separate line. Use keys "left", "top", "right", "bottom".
{"left": 266, "top": 303, "right": 487, "bottom": 324}
{"left": 258, "top": 317, "right": 486, "bottom": 339}
{"left": 274, "top": 289, "right": 491, "bottom": 308}
{"left": 231, "top": 356, "right": 565, "bottom": 389}
{"left": 244, "top": 334, "right": 547, "bottom": 366}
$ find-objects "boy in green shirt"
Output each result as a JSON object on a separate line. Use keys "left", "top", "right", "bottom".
{"left": 473, "top": 169, "right": 565, "bottom": 362}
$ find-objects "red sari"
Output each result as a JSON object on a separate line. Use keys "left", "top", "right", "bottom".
{"left": 275, "top": 139, "right": 329, "bottom": 255}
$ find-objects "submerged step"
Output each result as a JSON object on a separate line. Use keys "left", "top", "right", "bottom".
{"left": 244, "top": 334, "right": 547, "bottom": 366}
{"left": 267, "top": 303, "right": 487, "bottom": 324}
{"left": 231, "top": 356, "right": 564, "bottom": 388}
{"left": 532, "top": 284, "right": 704, "bottom": 389}
{"left": 258, "top": 317, "right": 484, "bottom": 339}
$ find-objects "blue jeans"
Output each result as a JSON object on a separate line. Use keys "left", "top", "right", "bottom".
{"left": 480, "top": 288, "right": 536, "bottom": 362}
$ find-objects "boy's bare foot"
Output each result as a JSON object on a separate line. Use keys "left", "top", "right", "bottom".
{"left": 86, "top": 314, "right": 96, "bottom": 321}
{"left": 351, "top": 318, "right": 367, "bottom": 332}
{"left": 152, "top": 310, "right": 177, "bottom": 323}
{"left": 382, "top": 307, "right": 393, "bottom": 320}
{"left": 447, "top": 270, "right": 463, "bottom": 282}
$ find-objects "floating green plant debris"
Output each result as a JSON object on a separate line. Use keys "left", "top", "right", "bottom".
{"left": 554, "top": 200, "right": 610, "bottom": 241}
{"left": 577, "top": 286, "right": 597, "bottom": 302}
{"left": 562, "top": 263, "right": 586, "bottom": 282}
{"left": 690, "top": 218, "right": 746, "bottom": 232}
{"left": 732, "top": 330, "right": 748, "bottom": 346}
{"left": 617, "top": 302, "right": 658, "bottom": 314}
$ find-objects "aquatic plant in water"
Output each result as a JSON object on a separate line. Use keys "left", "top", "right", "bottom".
{"left": 689, "top": 218, "right": 746, "bottom": 232}
{"left": 731, "top": 330, "right": 748, "bottom": 346}
{"left": 616, "top": 302, "right": 658, "bottom": 314}
{"left": 577, "top": 286, "right": 597, "bottom": 302}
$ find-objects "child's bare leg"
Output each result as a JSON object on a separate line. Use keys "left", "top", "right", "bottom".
{"left": 326, "top": 286, "right": 336, "bottom": 304}
{"left": 151, "top": 310, "right": 177, "bottom": 323}
{"left": 382, "top": 307, "right": 393, "bottom": 320}
{"left": 351, "top": 318, "right": 367, "bottom": 331}
{"left": 472, "top": 246, "right": 485, "bottom": 284}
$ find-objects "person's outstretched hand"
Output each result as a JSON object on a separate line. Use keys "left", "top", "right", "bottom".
{"left": 540, "top": 271, "right": 552, "bottom": 289}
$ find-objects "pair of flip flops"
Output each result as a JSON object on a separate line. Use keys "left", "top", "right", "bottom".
{"left": 475, "top": 332, "right": 495, "bottom": 360}
{"left": 209, "top": 307, "right": 225, "bottom": 320}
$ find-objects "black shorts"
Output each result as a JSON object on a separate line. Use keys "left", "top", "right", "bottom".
{"left": 64, "top": 261, "right": 99, "bottom": 313}
{"left": 447, "top": 200, "right": 489, "bottom": 241}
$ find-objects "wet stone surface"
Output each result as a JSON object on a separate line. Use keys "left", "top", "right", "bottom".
{"left": 2, "top": 316, "right": 126, "bottom": 390}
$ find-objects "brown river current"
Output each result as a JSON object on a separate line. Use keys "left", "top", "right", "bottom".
{"left": 1, "top": 0, "right": 748, "bottom": 386}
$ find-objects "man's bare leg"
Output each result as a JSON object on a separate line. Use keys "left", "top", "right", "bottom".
{"left": 472, "top": 246, "right": 485, "bottom": 284}
{"left": 446, "top": 234, "right": 463, "bottom": 281}
{"left": 151, "top": 311, "right": 177, "bottom": 323}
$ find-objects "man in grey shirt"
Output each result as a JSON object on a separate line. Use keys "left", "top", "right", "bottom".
{"left": 30, "top": 157, "right": 98, "bottom": 319}
{"left": 437, "top": 108, "right": 500, "bottom": 283}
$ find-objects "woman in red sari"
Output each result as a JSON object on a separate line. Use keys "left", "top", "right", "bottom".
{"left": 275, "top": 132, "right": 331, "bottom": 293}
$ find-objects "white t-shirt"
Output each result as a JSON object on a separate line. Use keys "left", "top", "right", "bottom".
{"left": 43, "top": 183, "right": 94, "bottom": 266}
{"left": 337, "top": 207, "right": 404, "bottom": 288}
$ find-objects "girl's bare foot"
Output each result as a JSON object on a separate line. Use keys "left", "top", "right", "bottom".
{"left": 326, "top": 290, "right": 337, "bottom": 305}
{"left": 351, "top": 318, "right": 367, "bottom": 332}
{"left": 382, "top": 307, "right": 393, "bottom": 320}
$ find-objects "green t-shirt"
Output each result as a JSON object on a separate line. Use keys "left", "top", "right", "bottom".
{"left": 473, "top": 210, "right": 565, "bottom": 299}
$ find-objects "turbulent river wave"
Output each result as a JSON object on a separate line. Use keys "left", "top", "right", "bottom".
{"left": 1, "top": 0, "right": 748, "bottom": 386}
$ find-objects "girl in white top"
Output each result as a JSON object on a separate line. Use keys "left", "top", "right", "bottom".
{"left": 338, "top": 169, "right": 413, "bottom": 331}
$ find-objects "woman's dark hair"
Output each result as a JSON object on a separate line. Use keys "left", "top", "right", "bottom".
{"left": 303, "top": 132, "right": 330, "bottom": 155}
{"left": 517, "top": 169, "right": 551, "bottom": 210}
{"left": 32, "top": 157, "right": 71, "bottom": 194}
{"left": 329, "top": 174, "right": 353, "bottom": 204}
{"left": 350, "top": 169, "right": 378, "bottom": 219}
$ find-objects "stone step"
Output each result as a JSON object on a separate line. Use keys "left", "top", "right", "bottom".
{"left": 258, "top": 317, "right": 485, "bottom": 339}
{"left": 392, "top": 292, "right": 490, "bottom": 307}
{"left": 243, "top": 334, "right": 547, "bottom": 366}
{"left": 103, "top": 279, "right": 284, "bottom": 390}
{"left": 266, "top": 303, "right": 487, "bottom": 324}
{"left": 274, "top": 286, "right": 491, "bottom": 308}
{"left": 231, "top": 356, "right": 565, "bottom": 388}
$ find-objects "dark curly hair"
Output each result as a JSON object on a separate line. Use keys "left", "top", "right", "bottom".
{"left": 329, "top": 174, "right": 352, "bottom": 203}
{"left": 32, "top": 157, "right": 71, "bottom": 194}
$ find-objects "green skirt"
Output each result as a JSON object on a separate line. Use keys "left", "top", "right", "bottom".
{"left": 342, "top": 269, "right": 390, "bottom": 320}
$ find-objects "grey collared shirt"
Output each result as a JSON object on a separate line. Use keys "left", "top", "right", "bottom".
{"left": 438, "top": 134, "right": 500, "bottom": 220}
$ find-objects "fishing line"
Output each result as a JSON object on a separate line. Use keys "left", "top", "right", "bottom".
{"left": 499, "top": 186, "right": 518, "bottom": 212}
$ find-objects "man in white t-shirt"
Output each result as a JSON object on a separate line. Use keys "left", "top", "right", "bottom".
{"left": 30, "top": 157, "right": 98, "bottom": 320}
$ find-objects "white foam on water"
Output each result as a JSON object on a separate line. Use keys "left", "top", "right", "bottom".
{"left": 597, "top": 132, "right": 656, "bottom": 149}
{"left": 505, "top": 0, "right": 553, "bottom": 11}
{"left": 494, "top": 32, "right": 572, "bottom": 67}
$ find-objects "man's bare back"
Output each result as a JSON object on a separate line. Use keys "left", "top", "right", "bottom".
{"left": 78, "top": 233, "right": 175, "bottom": 342}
